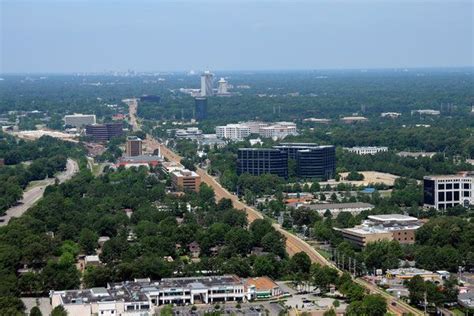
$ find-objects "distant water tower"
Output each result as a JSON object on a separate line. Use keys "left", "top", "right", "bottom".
{"left": 217, "top": 78, "right": 228, "bottom": 94}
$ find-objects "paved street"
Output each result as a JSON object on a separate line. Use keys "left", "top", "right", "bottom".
{"left": 0, "top": 158, "right": 79, "bottom": 226}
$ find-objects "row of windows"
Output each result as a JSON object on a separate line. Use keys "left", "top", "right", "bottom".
{"left": 395, "top": 237, "right": 414, "bottom": 241}
{"left": 438, "top": 183, "right": 470, "bottom": 190}
{"left": 438, "top": 191, "right": 470, "bottom": 201}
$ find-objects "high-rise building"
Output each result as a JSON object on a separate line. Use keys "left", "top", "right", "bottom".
{"left": 126, "top": 136, "right": 142, "bottom": 156}
{"left": 237, "top": 148, "right": 288, "bottom": 179}
{"left": 200, "top": 71, "right": 214, "bottom": 97}
{"left": 64, "top": 114, "right": 96, "bottom": 128}
{"left": 273, "top": 143, "right": 336, "bottom": 180}
{"left": 195, "top": 97, "right": 208, "bottom": 120}
{"left": 423, "top": 173, "right": 473, "bottom": 210}
{"left": 217, "top": 78, "right": 228, "bottom": 95}
{"left": 85, "top": 122, "right": 123, "bottom": 141}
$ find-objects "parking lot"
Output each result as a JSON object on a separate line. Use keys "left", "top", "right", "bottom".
{"left": 164, "top": 301, "right": 285, "bottom": 316}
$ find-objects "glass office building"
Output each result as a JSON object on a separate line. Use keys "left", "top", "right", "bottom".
{"left": 237, "top": 148, "right": 288, "bottom": 179}
{"left": 195, "top": 97, "right": 208, "bottom": 120}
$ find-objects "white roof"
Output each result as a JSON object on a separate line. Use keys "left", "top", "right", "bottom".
{"left": 368, "top": 214, "right": 418, "bottom": 222}
{"left": 85, "top": 255, "right": 100, "bottom": 262}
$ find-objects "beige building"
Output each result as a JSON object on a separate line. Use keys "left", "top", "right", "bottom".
{"left": 171, "top": 169, "right": 201, "bottom": 192}
{"left": 336, "top": 214, "right": 421, "bottom": 248}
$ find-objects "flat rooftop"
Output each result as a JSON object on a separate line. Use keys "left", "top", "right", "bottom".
{"left": 172, "top": 169, "right": 199, "bottom": 177}
{"left": 368, "top": 214, "right": 418, "bottom": 222}
{"left": 423, "top": 173, "right": 473, "bottom": 180}
{"left": 119, "top": 155, "right": 162, "bottom": 163}
{"left": 159, "top": 275, "right": 242, "bottom": 288}
{"left": 304, "top": 202, "right": 374, "bottom": 211}
{"left": 56, "top": 275, "right": 245, "bottom": 305}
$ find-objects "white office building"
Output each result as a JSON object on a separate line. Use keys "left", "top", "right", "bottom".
{"left": 423, "top": 173, "right": 473, "bottom": 210}
{"left": 240, "top": 121, "right": 268, "bottom": 134}
{"left": 174, "top": 127, "right": 203, "bottom": 140}
{"left": 216, "top": 124, "right": 251, "bottom": 140}
{"left": 200, "top": 71, "right": 214, "bottom": 97}
{"left": 51, "top": 275, "right": 262, "bottom": 315}
{"left": 345, "top": 146, "right": 388, "bottom": 155}
{"left": 258, "top": 122, "right": 297, "bottom": 139}
{"left": 64, "top": 114, "right": 96, "bottom": 128}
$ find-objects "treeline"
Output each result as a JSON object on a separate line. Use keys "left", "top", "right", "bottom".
{"left": 136, "top": 70, "right": 473, "bottom": 124}
{"left": 337, "top": 150, "right": 474, "bottom": 179}
{"left": 0, "top": 167, "right": 313, "bottom": 313}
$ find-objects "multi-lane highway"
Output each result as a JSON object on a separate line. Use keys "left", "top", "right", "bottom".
{"left": 132, "top": 102, "right": 423, "bottom": 316}
{"left": 0, "top": 158, "right": 79, "bottom": 226}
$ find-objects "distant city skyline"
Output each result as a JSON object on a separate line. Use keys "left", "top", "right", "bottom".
{"left": 1, "top": 0, "right": 473, "bottom": 73}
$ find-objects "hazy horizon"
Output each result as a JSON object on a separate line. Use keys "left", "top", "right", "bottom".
{"left": 1, "top": 0, "right": 473, "bottom": 73}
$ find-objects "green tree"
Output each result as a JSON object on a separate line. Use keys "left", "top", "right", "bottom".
{"left": 406, "top": 275, "right": 425, "bottom": 306}
{"left": 30, "top": 306, "right": 43, "bottom": 316}
{"left": 289, "top": 252, "right": 312, "bottom": 275}
{"left": 51, "top": 305, "right": 68, "bottom": 316}
{"left": 79, "top": 228, "right": 98, "bottom": 255}
{"left": 323, "top": 308, "right": 336, "bottom": 316}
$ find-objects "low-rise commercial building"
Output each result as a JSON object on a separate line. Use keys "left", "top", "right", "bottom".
{"left": 412, "top": 109, "right": 440, "bottom": 116}
{"left": 345, "top": 146, "right": 388, "bottom": 155}
{"left": 423, "top": 173, "right": 473, "bottom": 210}
{"left": 64, "top": 114, "right": 96, "bottom": 128}
{"left": 386, "top": 268, "right": 439, "bottom": 282}
{"left": 340, "top": 116, "right": 368, "bottom": 123}
{"left": 381, "top": 112, "right": 401, "bottom": 118}
{"left": 199, "top": 137, "right": 227, "bottom": 149}
{"left": 336, "top": 214, "right": 422, "bottom": 248}
{"left": 245, "top": 277, "right": 282, "bottom": 300}
{"left": 51, "top": 275, "right": 266, "bottom": 315}
{"left": 171, "top": 169, "right": 201, "bottom": 192}
{"left": 397, "top": 151, "right": 437, "bottom": 159}
{"left": 116, "top": 155, "right": 162, "bottom": 168}
{"left": 174, "top": 127, "right": 203, "bottom": 140}
{"left": 290, "top": 202, "right": 374, "bottom": 216}
{"left": 258, "top": 122, "right": 297, "bottom": 139}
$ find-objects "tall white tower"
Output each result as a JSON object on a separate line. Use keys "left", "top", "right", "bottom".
{"left": 200, "top": 70, "right": 214, "bottom": 96}
{"left": 217, "top": 78, "right": 228, "bottom": 94}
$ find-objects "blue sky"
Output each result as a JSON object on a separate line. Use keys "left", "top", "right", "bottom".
{"left": 1, "top": 0, "right": 473, "bottom": 73}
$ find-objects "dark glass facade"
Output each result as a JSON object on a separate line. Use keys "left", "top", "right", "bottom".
{"left": 237, "top": 149, "right": 288, "bottom": 179}
{"left": 296, "top": 146, "right": 336, "bottom": 180}
{"left": 423, "top": 179, "right": 435, "bottom": 206}
{"left": 195, "top": 97, "right": 208, "bottom": 120}
{"left": 273, "top": 143, "right": 336, "bottom": 180}
{"left": 86, "top": 122, "right": 123, "bottom": 141}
